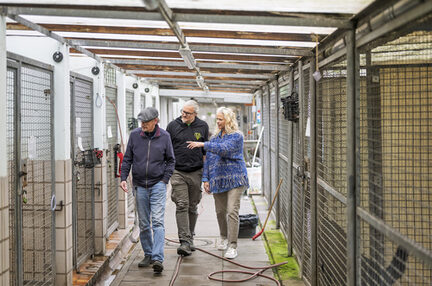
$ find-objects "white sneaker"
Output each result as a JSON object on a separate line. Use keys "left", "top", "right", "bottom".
{"left": 224, "top": 247, "right": 238, "bottom": 259}
{"left": 217, "top": 238, "right": 228, "bottom": 250}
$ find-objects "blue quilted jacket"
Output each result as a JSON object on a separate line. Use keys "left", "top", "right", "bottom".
{"left": 202, "top": 131, "right": 249, "bottom": 193}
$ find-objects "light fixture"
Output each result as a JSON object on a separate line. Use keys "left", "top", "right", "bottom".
{"left": 196, "top": 75, "right": 205, "bottom": 88}
{"left": 179, "top": 45, "right": 196, "bottom": 69}
{"left": 143, "top": 0, "right": 159, "bottom": 10}
{"left": 203, "top": 85, "right": 209, "bottom": 94}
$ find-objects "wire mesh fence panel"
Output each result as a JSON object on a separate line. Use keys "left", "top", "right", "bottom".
{"left": 21, "top": 64, "right": 55, "bottom": 285}
{"left": 292, "top": 78, "right": 304, "bottom": 263}
{"left": 317, "top": 185, "right": 348, "bottom": 285}
{"left": 71, "top": 76, "right": 95, "bottom": 268}
{"left": 316, "top": 59, "right": 348, "bottom": 285}
{"left": 302, "top": 66, "right": 312, "bottom": 282}
{"left": 125, "top": 90, "right": 135, "bottom": 214}
{"left": 105, "top": 86, "right": 119, "bottom": 235}
{"left": 270, "top": 83, "right": 278, "bottom": 202}
{"left": 359, "top": 219, "right": 431, "bottom": 286}
{"left": 358, "top": 19, "right": 432, "bottom": 285}
{"left": 262, "top": 90, "right": 271, "bottom": 203}
{"left": 7, "top": 65, "right": 18, "bottom": 286}
{"left": 278, "top": 82, "right": 290, "bottom": 235}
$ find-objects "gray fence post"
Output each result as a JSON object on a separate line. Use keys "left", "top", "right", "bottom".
{"left": 346, "top": 27, "right": 358, "bottom": 286}
{"left": 309, "top": 59, "right": 318, "bottom": 286}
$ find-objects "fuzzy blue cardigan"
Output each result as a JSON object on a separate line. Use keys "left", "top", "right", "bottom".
{"left": 202, "top": 131, "right": 249, "bottom": 193}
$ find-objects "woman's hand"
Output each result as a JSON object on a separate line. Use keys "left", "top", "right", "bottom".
{"left": 203, "top": 181, "right": 210, "bottom": 194}
{"left": 186, "top": 141, "right": 204, "bottom": 149}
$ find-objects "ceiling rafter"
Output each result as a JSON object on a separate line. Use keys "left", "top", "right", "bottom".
{"left": 7, "top": 23, "right": 325, "bottom": 42}
{"left": 67, "top": 39, "right": 312, "bottom": 56}
{"left": 4, "top": 6, "right": 351, "bottom": 28}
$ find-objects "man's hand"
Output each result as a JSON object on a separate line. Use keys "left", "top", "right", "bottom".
{"left": 187, "top": 141, "right": 204, "bottom": 149}
{"left": 120, "top": 181, "right": 128, "bottom": 193}
{"left": 203, "top": 182, "right": 210, "bottom": 194}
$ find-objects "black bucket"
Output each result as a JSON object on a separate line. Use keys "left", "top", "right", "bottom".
{"left": 238, "top": 214, "right": 259, "bottom": 238}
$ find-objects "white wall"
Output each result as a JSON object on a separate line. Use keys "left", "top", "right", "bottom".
{"left": 69, "top": 56, "right": 105, "bottom": 149}
{"left": 7, "top": 36, "right": 71, "bottom": 160}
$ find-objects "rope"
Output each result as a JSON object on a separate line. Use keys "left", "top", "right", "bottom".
{"left": 164, "top": 238, "right": 287, "bottom": 286}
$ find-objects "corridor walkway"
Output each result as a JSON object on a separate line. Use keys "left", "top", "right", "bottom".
{"left": 111, "top": 190, "right": 277, "bottom": 286}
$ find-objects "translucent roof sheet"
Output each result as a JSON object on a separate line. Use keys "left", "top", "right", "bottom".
{"left": 1, "top": 0, "right": 374, "bottom": 14}
{"left": 0, "top": 0, "right": 378, "bottom": 92}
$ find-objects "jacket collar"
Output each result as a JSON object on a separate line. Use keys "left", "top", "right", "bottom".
{"left": 140, "top": 124, "right": 160, "bottom": 138}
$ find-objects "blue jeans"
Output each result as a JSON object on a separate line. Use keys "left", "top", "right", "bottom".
{"left": 135, "top": 182, "right": 167, "bottom": 262}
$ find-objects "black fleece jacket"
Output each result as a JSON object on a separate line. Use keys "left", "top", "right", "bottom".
{"left": 166, "top": 116, "right": 209, "bottom": 172}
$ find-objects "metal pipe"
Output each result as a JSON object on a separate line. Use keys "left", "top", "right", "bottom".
{"left": 274, "top": 75, "right": 280, "bottom": 229}
{"left": 298, "top": 60, "right": 305, "bottom": 268}
{"left": 320, "top": 0, "right": 429, "bottom": 63}
{"left": 287, "top": 68, "right": 294, "bottom": 257}
{"left": 309, "top": 58, "right": 317, "bottom": 286}
{"left": 346, "top": 28, "right": 357, "bottom": 286}
{"left": 266, "top": 83, "right": 272, "bottom": 210}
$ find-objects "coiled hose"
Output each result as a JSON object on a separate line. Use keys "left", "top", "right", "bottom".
{"left": 165, "top": 238, "right": 287, "bottom": 286}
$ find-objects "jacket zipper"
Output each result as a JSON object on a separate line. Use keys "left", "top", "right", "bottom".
{"left": 145, "top": 139, "right": 151, "bottom": 188}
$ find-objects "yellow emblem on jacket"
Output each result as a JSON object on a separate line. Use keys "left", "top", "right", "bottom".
{"left": 194, "top": 132, "right": 201, "bottom": 140}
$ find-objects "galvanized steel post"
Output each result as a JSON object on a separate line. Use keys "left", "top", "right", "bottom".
{"left": 346, "top": 27, "right": 358, "bottom": 286}
{"left": 309, "top": 59, "right": 318, "bottom": 286}
{"left": 266, "top": 83, "right": 272, "bottom": 209}
{"left": 274, "top": 75, "right": 280, "bottom": 229}
{"left": 287, "top": 68, "right": 294, "bottom": 256}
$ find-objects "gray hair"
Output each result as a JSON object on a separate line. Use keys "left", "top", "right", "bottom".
{"left": 183, "top": 100, "right": 199, "bottom": 113}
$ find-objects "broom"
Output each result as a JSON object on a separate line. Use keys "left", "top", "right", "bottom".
{"left": 252, "top": 178, "right": 283, "bottom": 240}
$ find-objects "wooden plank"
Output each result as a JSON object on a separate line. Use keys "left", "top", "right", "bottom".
{"left": 7, "top": 23, "right": 325, "bottom": 42}
{"left": 70, "top": 48, "right": 295, "bottom": 63}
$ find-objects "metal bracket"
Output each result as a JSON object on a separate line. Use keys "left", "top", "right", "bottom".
{"left": 54, "top": 200, "right": 64, "bottom": 212}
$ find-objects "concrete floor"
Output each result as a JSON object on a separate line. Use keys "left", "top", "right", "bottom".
{"left": 110, "top": 190, "right": 284, "bottom": 285}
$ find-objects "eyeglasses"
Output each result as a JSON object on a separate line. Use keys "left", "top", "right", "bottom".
{"left": 181, "top": 109, "right": 195, "bottom": 116}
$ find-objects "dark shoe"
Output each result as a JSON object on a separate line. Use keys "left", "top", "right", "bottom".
{"left": 177, "top": 241, "right": 192, "bottom": 256}
{"left": 138, "top": 255, "right": 153, "bottom": 267}
{"left": 190, "top": 239, "right": 196, "bottom": 251}
{"left": 152, "top": 260, "right": 164, "bottom": 273}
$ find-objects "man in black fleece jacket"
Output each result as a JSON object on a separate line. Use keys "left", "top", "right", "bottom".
{"left": 120, "top": 107, "right": 175, "bottom": 274}
{"left": 166, "top": 100, "right": 209, "bottom": 256}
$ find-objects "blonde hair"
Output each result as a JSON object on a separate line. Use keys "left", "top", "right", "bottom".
{"left": 214, "top": 107, "right": 239, "bottom": 135}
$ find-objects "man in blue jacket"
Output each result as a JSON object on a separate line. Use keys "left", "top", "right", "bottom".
{"left": 120, "top": 107, "right": 175, "bottom": 274}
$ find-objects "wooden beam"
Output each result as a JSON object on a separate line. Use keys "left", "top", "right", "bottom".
{"left": 67, "top": 39, "right": 313, "bottom": 56}
{"left": 7, "top": 23, "right": 325, "bottom": 42}
{"left": 70, "top": 48, "right": 295, "bottom": 63}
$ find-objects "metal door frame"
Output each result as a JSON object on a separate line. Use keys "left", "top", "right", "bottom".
{"left": 70, "top": 72, "right": 95, "bottom": 269}
{"left": 7, "top": 51, "right": 56, "bottom": 286}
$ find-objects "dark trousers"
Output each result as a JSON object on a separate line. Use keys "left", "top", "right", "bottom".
{"left": 170, "top": 169, "right": 203, "bottom": 244}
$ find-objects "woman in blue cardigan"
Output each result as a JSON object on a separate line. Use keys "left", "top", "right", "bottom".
{"left": 187, "top": 107, "right": 249, "bottom": 259}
